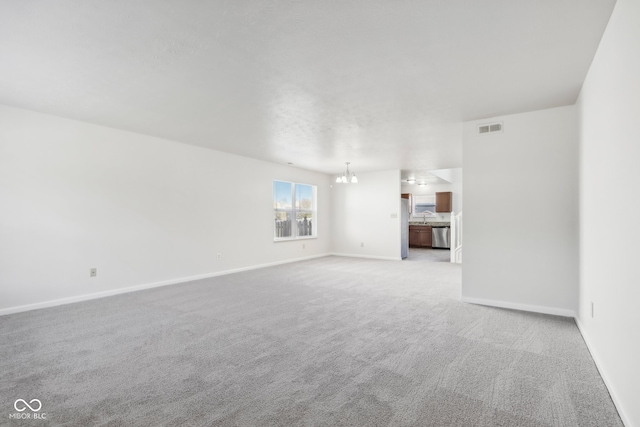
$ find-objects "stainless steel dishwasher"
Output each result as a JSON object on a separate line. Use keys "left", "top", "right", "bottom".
{"left": 432, "top": 226, "right": 450, "bottom": 249}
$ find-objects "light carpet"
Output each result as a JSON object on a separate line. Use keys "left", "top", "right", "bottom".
{"left": 0, "top": 254, "right": 622, "bottom": 426}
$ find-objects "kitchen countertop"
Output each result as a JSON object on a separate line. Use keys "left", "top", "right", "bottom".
{"left": 409, "top": 221, "right": 450, "bottom": 226}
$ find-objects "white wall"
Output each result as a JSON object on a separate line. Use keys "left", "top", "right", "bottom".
{"left": 331, "top": 170, "right": 401, "bottom": 260}
{"left": 0, "top": 105, "right": 332, "bottom": 313}
{"left": 400, "top": 182, "right": 462, "bottom": 222}
{"left": 577, "top": 0, "right": 640, "bottom": 424}
{"left": 462, "top": 105, "right": 578, "bottom": 316}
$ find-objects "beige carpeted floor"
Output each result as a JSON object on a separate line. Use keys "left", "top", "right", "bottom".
{"left": 0, "top": 253, "right": 623, "bottom": 426}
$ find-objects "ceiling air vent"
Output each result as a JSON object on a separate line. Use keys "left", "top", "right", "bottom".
{"left": 478, "top": 122, "right": 503, "bottom": 134}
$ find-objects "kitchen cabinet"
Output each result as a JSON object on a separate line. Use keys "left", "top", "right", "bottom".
{"left": 409, "top": 225, "right": 432, "bottom": 247}
{"left": 436, "top": 192, "right": 452, "bottom": 213}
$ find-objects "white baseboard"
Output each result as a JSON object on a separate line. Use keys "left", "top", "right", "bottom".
{"left": 330, "top": 253, "right": 402, "bottom": 261}
{"left": 0, "top": 254, "right": 331, "bottom": 317}
{"left": 461, "top": 296, "right": 576, "bottom": 318}
{"left": 575, "top": 318, "right": 631, "bottom": 427}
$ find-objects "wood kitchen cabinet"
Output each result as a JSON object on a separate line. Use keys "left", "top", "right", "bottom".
{"left": 435, "top": 192, "right": 452, "bottom": 213}
{"left": 409, "top": 225, "right": 432, "bottom": 247}
{"left": 409, "top": 227, "right": 419, "bottom": 247}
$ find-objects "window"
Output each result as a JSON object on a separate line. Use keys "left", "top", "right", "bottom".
{"left": 273, "top": 180, "right": 317, "bottom": 240}
{"left": 413, "top": 195, "right": 436, "bottom": 218}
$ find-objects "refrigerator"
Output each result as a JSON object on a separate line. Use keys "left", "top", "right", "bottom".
{"left": 401, "top": 198, "right": 409, "bottom": 259}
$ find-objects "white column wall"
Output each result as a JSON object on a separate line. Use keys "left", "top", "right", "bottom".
{"left": 462, "top": 105, "right": 579, "bottom": 316}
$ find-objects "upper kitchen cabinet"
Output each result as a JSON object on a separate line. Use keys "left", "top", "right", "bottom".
{"left": 435, "top": 192, "right": 452, "bottom": 213}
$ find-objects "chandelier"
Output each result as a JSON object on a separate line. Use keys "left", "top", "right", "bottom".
{"left": 335, "top": 162, "right": 358, "bottom": 184}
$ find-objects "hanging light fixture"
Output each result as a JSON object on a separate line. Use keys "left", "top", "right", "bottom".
{"left": 335, "top": 162, "right": 358, "bottom": 184}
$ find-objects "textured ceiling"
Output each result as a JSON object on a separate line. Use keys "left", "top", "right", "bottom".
{"left": 0, "top": 0, "right": 615, "bottom": 178}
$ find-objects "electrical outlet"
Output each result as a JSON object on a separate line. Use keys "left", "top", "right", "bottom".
{"left": 90, "top": 268, "right": 97, "bottom": 277}
{"left": 302, "top": 243, "right": 305, "bottom": 249}
{"left": 216, "top": 253, "right": 221, "bottom": 260}
{"left": 361, "top": 242, "right": 364, "bottom": 247}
